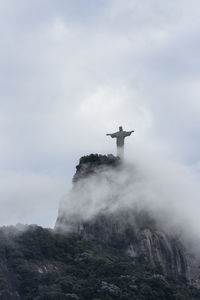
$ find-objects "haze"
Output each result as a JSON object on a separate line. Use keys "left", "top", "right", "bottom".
{"left": 0, "top": 0, "right": 200, "bottom": 227}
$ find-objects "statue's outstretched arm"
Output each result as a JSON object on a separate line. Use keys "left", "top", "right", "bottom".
{"left": 106, "top": 133, "right": 117, "bottom": 138}
{"left": 125, "top": 130, "right": 134, "bottom": 137}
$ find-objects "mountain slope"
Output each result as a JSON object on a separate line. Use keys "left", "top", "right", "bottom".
{"left": 1, "top": 154, "right": 200, "bottom": 300}
{"left": 0, "top": 224, "right": 200, "bottom": 300}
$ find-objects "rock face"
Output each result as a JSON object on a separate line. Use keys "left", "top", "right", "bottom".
{"left": 128, "top": 229, "right": 188, "bottom": 277}
{"left": 70, "top": 212, "right": 189, "bottom": 279}
{"left": 55, "top": 154, "right": 200, "bottom": 285}
{"left": 55, "top": 153, "right": 121, "bottom": 231}
{"left": 72, "top": 153, "right": 120, "bottom": 183}
{"left": 1, "top": 154, "right": 200, "bottom": 299}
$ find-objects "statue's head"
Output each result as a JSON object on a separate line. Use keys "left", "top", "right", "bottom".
{"left": 119, "top": 126, "right": 123, "bottom": 131}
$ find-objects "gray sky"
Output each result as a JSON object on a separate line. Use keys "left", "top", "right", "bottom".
{"left": 0, "top": 0, "right": 200, "bottom": 228}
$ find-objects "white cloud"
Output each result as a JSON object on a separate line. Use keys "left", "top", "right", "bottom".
{"left": 57, "top": 143, "right": 200, "bottom": 251}
{"left": 0, "top": 169, "right": 68, "bottom": 227}
{"left": 0, "top": 0, "right": 200, "bottom": 226}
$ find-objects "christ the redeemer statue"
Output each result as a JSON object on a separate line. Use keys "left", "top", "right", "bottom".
{"left": 106, "top": 126, "right": 134, "bottom": 158}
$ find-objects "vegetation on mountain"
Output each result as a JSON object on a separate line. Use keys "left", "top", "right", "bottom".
{"left": 1, "top": 154, "right": 200, "bottom": 299}
{"left": 0, "top": 225, "right": 199, "bottom": 300}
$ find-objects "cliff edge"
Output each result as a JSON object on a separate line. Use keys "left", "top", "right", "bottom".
{"left": 55, "top": 154, "right": 200, "bottom": 287}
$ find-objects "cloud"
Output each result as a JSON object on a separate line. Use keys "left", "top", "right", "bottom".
{"left": 0, "top": 168, "right": 68, "bottom": 227}
{"left": 0, "top": 0, "right": 200, "bottom": 226}
{"left": 57, "top": 146, "right": 200, "bottom": 253}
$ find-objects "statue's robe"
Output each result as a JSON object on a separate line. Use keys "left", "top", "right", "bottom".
{"left": 110, "top": 130, "right": 132, "bottom": 147}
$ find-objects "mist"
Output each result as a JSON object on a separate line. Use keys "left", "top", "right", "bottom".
{"left": 1, "top": 0, "right": 200, "bottom": 230}
{"left": 58, "top": 141, "right": 200, "bottom": 252}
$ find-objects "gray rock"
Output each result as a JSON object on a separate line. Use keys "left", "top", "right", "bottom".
{"left": 101, "top": 281, "right": 121, "bottom": 296}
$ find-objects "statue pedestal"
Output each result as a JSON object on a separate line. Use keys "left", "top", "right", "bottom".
{"left": 117, "top": 146, "right": 124, "bottom": 159}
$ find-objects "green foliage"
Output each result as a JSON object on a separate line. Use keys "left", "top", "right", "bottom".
{"left": 0, "top": 225, "right": 199, "bottom": 300}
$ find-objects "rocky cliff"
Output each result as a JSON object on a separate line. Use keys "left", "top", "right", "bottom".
{"left": 55, "top": 154, "right": 200, "bottom": 288}
{"left": 0, "top": 154, "right": 200, "bottom": 300}
{"left": 1, "top": 223, "right": 200, "bottom": 300}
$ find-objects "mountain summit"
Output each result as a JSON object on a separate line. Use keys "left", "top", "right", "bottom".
{"left": 0, "top": 154, "right": 200, "bottom": 299}
{"left": 55, "top": 154, "right": 200, "bottom": 292}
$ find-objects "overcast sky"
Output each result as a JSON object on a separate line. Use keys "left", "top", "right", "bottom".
{"left": 0, "top": 0, "right": 200, "bottom": 228}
